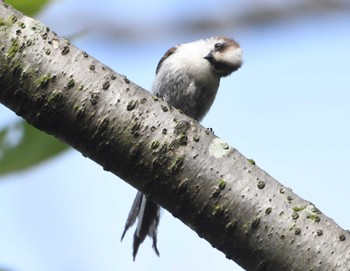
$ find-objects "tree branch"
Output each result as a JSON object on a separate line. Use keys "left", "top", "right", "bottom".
{"left": 1, "top": 2, "right": 349, "bottom": 270}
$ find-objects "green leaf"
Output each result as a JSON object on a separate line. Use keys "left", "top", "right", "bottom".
{"left": 5, "top": 0, "right": 50, "bottom": 17}
{"left": 0, "top": 120, "right": 69, "bottom": 176}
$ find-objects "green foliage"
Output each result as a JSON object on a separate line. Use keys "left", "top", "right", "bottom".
{"left": 0, "top": 120, "right": 68, "bottom": 176}
{"left": 5, "top": 0, "right": 50, "bottom": 17}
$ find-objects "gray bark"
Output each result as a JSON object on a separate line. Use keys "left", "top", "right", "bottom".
{"left": 1, "top": 2, "right": 350, "bottom": 270}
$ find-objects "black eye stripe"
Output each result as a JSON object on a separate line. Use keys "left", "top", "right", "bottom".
{"left": 214, "top": 42, "right": 226, "bottom": 51}
{"left": 214, "top": 43, "right": 222, "bottom": 50}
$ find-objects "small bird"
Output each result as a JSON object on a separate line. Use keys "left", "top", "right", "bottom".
{"left": 121, "top": 36, "right": 243, "bottom": 260}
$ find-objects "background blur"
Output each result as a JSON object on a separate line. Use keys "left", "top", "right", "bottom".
{"left": 1, "top": 0, "right": 350, "bottom": 270}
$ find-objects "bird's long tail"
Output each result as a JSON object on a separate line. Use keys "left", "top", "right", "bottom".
{"left": 121, "top": 191, "right": 160, "bottom": 260}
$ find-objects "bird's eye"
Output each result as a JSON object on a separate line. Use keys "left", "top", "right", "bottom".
{"left": 214, "top": 42, "right": 224, "bottom": 50}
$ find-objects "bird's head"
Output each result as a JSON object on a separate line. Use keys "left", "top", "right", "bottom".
{"left": 204, "top": 37, "right": 243, "bottom": 77}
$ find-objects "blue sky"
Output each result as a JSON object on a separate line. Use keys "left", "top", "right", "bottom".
{"left": 0, "top": 1, "right": 350, "bottom": 270}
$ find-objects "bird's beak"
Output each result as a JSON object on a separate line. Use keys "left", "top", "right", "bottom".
{"left": 204, "top": 52, "right": 214, "bottom": 61}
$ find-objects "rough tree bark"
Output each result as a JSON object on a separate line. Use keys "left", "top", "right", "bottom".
{"left": 0, "top": 2, "right": 349, "bottom": 270}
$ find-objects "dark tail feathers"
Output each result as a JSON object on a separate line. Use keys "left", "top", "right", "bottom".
{"left": 121, "top": 191, "right": 160, "bottom": 260}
